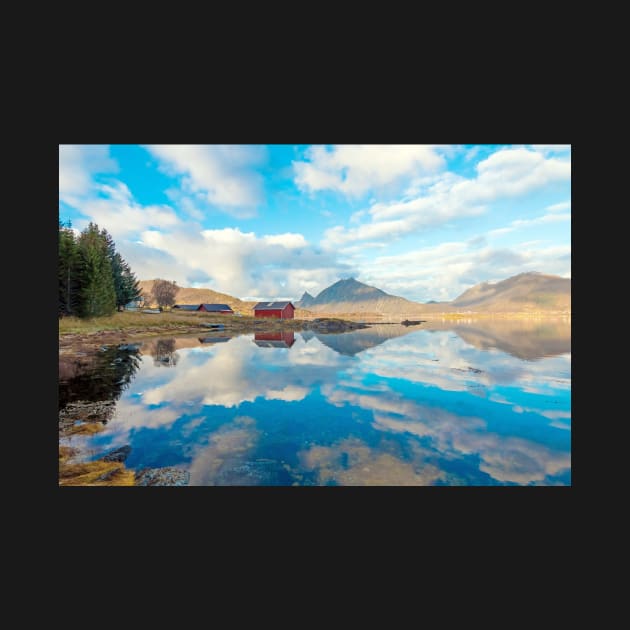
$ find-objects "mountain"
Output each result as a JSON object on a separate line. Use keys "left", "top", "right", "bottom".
{"left": 138, "top": 280, "right": 256, "bottom": 313}
{"left": 298, "top": 291, "right": 316, "bottom": 308}
{"left": 295, "top": 278, "right": 422, "bottom": 315}
{"left": 450, "top": 272, "right": 571, "bottom": 313}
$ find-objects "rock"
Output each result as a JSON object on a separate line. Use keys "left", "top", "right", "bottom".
{"left": 306, "top": 318, "right": 369, "bottom": 333}
{"left": 96, "top": 467, "right": 122, "bottom": 482}
{"left": 135, "top": 467, "right": 190, "bottom": 486}
{"left": 101, "top": 445, "right": 132, "bottom": 462}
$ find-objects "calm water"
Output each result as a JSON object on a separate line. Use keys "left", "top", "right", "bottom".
{"left": 59, "top": 320, "right": 571, "bottom": 485}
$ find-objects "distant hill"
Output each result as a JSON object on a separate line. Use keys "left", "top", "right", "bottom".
{"left": 450, "top": 272, "right": 571, "bottom": 312}
{"left": 138, "top": 280, "right": 256, "bottom": 314}
{"left": 295, "top": 278, "right": 422, "bottom": 315}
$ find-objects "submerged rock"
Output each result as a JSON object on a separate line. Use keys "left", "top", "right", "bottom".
{"left": 135, "top": 467, "right": 190, "bottom": 486}
{"left": 102, "top": 445, "right": 132, "bottom": 462}
{"left": 59, "top": 400, "right": 116, "bottom": 433}
{"left": 213, "top": 459, "right": 294, "bottom": 486}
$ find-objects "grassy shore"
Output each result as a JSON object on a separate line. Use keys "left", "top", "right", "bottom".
{"left": 58, "top": 311, "right": 363, "bottom": 358}
{"left": 59, "top": 310, "right": 311, "bottom": 336}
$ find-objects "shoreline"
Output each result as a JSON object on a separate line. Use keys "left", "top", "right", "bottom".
{"left": 58, "top": 314, "right": 369, "bottom": 358}
{"left": 58, "top": 310, "right": 570, "bottom": 359}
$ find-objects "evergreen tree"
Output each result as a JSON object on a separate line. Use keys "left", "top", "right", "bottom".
{"left": 76, "top": 223, "right": 116, "bottom": 317}
{"left": 58, "top": 220, "right": 80, "bottom": 317}
{"left": 118, "top": 255, "right": 142, "bottom": 308}
{"left": 102, "top": 228, "right": 141, "bottom": 310}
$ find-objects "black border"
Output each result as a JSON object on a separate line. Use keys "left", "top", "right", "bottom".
{"left": 54, "top": 94, "right": 575, "bottom": 557}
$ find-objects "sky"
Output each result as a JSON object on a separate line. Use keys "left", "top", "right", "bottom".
{"left": 58, "top": 144, "right": 571, "bottom": 302}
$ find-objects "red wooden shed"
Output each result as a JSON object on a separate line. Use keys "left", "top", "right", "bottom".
{"left": 253, "top": 301, "right": 295, "bottom": 319}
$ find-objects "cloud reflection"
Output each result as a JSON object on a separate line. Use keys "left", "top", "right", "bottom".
{"left": 298, "top": 437, "right": 443, "bottom": 486}
{"left": 188, "top": 416, "right": 260, "bottom": 485}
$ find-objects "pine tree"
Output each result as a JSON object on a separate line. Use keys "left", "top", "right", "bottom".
{"left": 76, "top": 223, "right": 116, "bottom": 317}
{"left": 119, "top": 256, "right": 142, "bottom": 308}
{"left": 102, "top": 228, "right": 142, "bottom": 310}
{"left": 58, "top": 220, "right": 80, "bottom": 317}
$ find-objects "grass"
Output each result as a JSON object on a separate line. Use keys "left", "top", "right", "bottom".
{"left": 63, "top": 422, "right": 106, "bottom": 436}
{"left": 58, "top": 446, "right": 136, "bottom": 486}
{"left": 59, "top": 310, "right": 312, "bottom": 337}
{"left": 58, "top": 311, "right": 218, "bottom": 335}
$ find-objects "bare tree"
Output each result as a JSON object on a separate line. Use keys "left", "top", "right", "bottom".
{"left": 151, "top": 279, "right": 178, "bottom": 310}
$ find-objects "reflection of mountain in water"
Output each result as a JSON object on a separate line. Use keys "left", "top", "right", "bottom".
{"left": 300, "top": 330, "right": 316, "bottom": 343}
{"left": 313, "top": 324, "right": 416, "bottom": 356}
{"left": 425, "top": 319, "right": 571, "bottom": 360}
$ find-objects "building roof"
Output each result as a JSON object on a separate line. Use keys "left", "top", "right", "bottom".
{"left": 173, "top": 304, "right": 199, "bottom": 311}
{"left": 253, "top": 340, "right": 295, "bottom": 348}
{"left": 199, "top": 304, "right": 233, "bottom": 311}
{"left": 253, "top": 301, "right": 295, "bottom": 310}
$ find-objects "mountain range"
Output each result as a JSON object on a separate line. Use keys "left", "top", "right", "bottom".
{"left": 295, "top": 272, "right": 570, "bottom": 315}
{"left": 297, "top": 277, "right": 421, "bottom": 315}
{"left": 139, "top": 271, "right": 571, "bottom": 316}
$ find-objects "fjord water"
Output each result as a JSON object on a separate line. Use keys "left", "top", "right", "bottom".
{"left": 59, "top": 320, "right": 571, "bottom": 485}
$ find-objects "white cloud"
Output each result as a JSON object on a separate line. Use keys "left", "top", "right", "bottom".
{"left": 262, "top": 233, "right": 308, "bottom": 248}
{"left": 323, "top": 147, "right": 571, "bottom": 249}
{"left": 546, "top": 200, "right": 571, "bottom": 212}
{"left": 146, "top": 144, "right": 267, "bottom": 216}
{"left": 293, "top": 144, "right": 445, "bottom": 197}
{"left": 59, "top": 145, "right": 118, "bottom": 202}
{"left": 359, "top": 240, "right": 571, "bottom": 302}
{"left": 73, "top": 181, "right": 181, "bottom": 238}
{"left": 124, "top": 226, "right": 351, "bottom": 299}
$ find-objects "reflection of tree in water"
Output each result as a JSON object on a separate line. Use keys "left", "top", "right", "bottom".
{"left": 150, "top": 338, "right": 179, "bottom": 367}
{"left": 58, "top": 346, "right": 142, "bottom": 420}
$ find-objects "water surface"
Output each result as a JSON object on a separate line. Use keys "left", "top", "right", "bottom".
{"left": 59, "top": 319, "right": 571, "bottom": 485}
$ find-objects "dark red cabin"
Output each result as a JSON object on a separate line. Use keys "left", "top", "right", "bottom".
{"left": 253, "top": 301, "right": 295, "bottom": 319}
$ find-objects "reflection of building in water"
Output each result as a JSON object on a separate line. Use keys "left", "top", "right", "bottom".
{"left": 198, "top": 336, "right": 231, "bottom": 345}
{"left": 253, "top": 331, "right": 295, "bottom": 348}
{"left": 151, "top": 338, "right": 180, "bottom": 367}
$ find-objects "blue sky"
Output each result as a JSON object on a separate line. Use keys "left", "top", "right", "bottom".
{"left": 59, "top": 144, "right": 571, "bottom": 302}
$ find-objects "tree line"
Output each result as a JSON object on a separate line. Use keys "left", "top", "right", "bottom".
{"left": 59, "top": 220, "right": 142, "bottom": 318}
